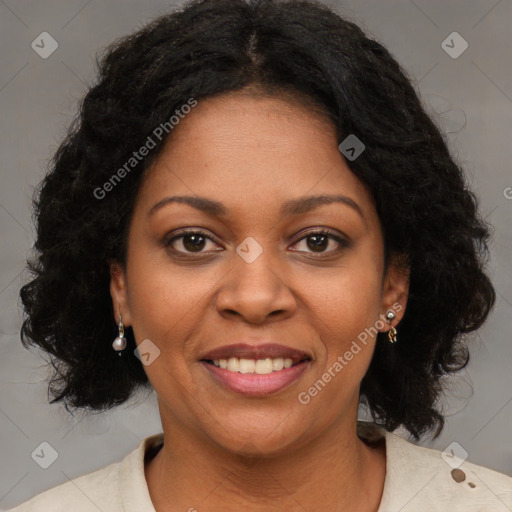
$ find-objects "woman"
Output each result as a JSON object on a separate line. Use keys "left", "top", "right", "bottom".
{"left": 9, "top": 0, "right": 511, "bottom": 510}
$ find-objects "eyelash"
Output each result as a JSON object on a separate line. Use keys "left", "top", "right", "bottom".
{"left": 163, "top": 228, "right": 350, "bottom": 258}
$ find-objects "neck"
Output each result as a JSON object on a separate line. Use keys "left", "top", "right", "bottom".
{"left": 145, "top": 411, "right": 386, "bottom": 512}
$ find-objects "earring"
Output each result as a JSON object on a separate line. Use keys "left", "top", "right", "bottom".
{"left": 112, "top": 315, "right": 127, "bottom": 354}
{"left": 385, "top": 309, "right": 397, "bottom": 344}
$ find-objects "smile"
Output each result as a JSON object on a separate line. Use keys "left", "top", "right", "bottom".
{"left": 201, "top": 357, "right": 311, "bottom": 396}
{"left": 207, "top": 356, "right": 297, "bottom": 374}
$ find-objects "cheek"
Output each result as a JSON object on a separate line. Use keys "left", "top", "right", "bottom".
{"left": 127, "top": 270, "right": 202, "bottom": 341}
{"left": 298, "top": 263, "right": 382, "bottom": 417}
{"left": 124, "top": 259, "right": 210, "bottom": 398}
{"left": 304, "top": 248, "right": 383, "bottom": 363}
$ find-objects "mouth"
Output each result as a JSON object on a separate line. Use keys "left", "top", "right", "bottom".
{"left": 202, "top": 356, "right": 308, "bottom": 374}
{"left": 199, "top": 343, "right": 312, "bottom": 396}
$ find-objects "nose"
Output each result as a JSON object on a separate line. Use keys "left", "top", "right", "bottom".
{"left": 215, "top": 242, "right": 297, "bottom": 325}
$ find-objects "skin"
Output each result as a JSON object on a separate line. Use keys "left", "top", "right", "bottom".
{"left": 110, "top": 89, "right": 409, "bottom": 511}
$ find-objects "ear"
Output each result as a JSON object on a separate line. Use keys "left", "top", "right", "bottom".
{"left": 378, "top": 253, "right": 410, "bottom": 330}
{"left": 109, "top": 260, "right": 132, "bottom": 326}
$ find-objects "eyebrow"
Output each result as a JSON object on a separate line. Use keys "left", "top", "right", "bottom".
{"left": 148, "top": 193, "right": 364, "bottom": 219}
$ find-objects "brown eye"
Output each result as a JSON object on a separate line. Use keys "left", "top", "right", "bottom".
{"left": 164, "top": 229, "right": 221, "bottom": 254}
{"left": 179, "top": 233, "right": 207, "bottom": 252}
{"left": 305, "top": 233, "right": 330, "bottom": 252}
{"left": 290, "top": 229, "right": 350, "bottom": 256}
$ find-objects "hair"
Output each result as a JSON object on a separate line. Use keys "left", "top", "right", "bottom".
{"left": 19, "top": 0, "right": 495, "bottom": 440}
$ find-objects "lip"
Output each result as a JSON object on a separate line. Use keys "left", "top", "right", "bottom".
{"left": 200, "top": 343, "right": 311, "bottom": 364}
{"left": 199, "top": 342, "right": 312, "bottom": 397}
{"left": 201, "top": 359, "right": 311, "bottom": 396}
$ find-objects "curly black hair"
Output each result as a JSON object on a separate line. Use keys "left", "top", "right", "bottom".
{"left": 19, "top": 0, "right": 495, "bottom": 440}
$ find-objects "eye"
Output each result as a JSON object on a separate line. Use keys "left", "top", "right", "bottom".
{"left": 164, "top": 229, "right": 221, "bottom": 255}
{"left": 163, "top": 227, "right": 350, "bottom": 257}
{"left": 290, "top": 229, "right": 350, "bottom": 256}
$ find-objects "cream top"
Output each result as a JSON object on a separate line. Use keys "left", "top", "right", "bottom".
{"left": 6, "top": 421, "right": 512, "bottom": 511}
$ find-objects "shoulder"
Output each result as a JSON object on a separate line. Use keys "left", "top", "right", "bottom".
{"left": 382, "top": 429, "right": 512, "bottom": 512}
{"left": 5, "top": 459, "right": 122, "bottom": 512}
{"left": 5, "top": 433, "right": 163, "bottom": 512}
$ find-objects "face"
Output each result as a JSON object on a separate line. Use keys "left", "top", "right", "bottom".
{"left": 110, "top": 91, "right": 408, "bottom": 456}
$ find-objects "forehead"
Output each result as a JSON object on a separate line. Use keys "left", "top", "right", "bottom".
{"left": 163, "top": 90, "right": 337, "bottom": 152}
{"left": 137, "top": 92, "right": 376, "bottom": 223}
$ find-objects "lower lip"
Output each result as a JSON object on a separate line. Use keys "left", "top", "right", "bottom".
{"left": 201, "top": 360, "right": 310, "bottom": 396}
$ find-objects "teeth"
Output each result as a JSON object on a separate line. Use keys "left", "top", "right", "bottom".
{"left": 239, "top": 358, "right": 255, "bottom": 374}
{"left": 210, "top": 357, "right": 298, "bottom": 373}
{"left": 272, "top": 358, "right": 284, "bottom": 371}
{"left": 227, "top": 357, "right": 238, "bottom": 372}
{"left": 255, "top": 358, "right": 273, "bottom": 374}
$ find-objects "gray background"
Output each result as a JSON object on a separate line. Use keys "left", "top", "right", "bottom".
{"left": 1, "top": 0, "right": 511, "bottom": 508}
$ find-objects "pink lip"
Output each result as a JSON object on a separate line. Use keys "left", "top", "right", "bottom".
{"left": 200, "top": 343, "right": 311, "bottom": 364}
{"left": 201, "top": 359, "right": 310, "bottom": 396}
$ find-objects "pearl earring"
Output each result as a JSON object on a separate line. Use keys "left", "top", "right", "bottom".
{"left": 385, "top": 309, "right": 397, "bottom": 344}
{"left": 112, "top": 315, "right": 127, "bottom": 354}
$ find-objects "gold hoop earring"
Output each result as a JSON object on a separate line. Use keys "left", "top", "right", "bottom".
{"left": 387, "top": 326, "right": 397, "bottom": 344}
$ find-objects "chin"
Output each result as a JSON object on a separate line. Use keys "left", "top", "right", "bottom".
{"left": 205, "top": 415, "right": 310, "bottom": 459}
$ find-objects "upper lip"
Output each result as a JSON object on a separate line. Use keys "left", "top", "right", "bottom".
{"left": 200, "top": 343, "right": 311, "bottom": 364}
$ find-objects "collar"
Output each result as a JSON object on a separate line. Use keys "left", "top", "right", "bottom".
{"left": 118, "top": 421, "right": 510, "bottom": 512}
